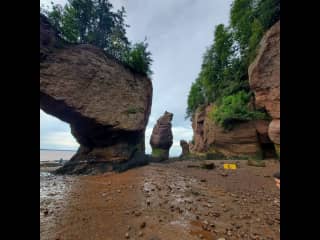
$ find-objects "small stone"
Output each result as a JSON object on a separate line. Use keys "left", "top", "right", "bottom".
{"left": 117, "top": 190, "right": 121, "bottom": 193}
{"left": 138, "top": 231, "right": 143, "bottom": 237}
{"left": 140, "top": 222, "right": 146, "bottom": 229}
{"left": 147, "top": 199, "right": 151, "bottom": 205}
{"left": 125, "top": 232, "right": 130, "bottom": 238}
{"left": 217, "top": 238, "right": 226, "bottom": 240}
{"left": 134, "top": 212, "right": 141, "bottom": 217}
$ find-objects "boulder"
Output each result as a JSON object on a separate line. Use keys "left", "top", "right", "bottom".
{"left": 150, "top": 111, "right": 173, "bottom": 160}
{"left": 268, "top": 119, "right": 280, "bottom": 145}
{"left": 40, "top": 14, "right": 152, "bottom": 174}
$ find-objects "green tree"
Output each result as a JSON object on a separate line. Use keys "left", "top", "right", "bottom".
{"left": 186, "top": 79, "right": 205, "bottom": 118}
{"left": 210, "top": 91, "right": 266, "bottom": 130}
{"left": 41, "top": 0, "right": 152, "bottom": 76}
{"left": 125, "top": 41, "right": 153, "bottom": 76}
{"left": 186, "top": 0, "right": 280, "bottom": 128}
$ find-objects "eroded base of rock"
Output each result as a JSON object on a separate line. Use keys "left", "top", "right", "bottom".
{"left": 55, "top": 151, "right": 149, "bottom": 175}
{"left": 151, "top": 148, "right": 169, "bottom": 162}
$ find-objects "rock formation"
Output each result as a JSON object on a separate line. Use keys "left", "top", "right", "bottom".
{"left": 190, "top": 21, "right": 280, "bottom": 159}
{"left": 190, "top": 105, "right": 264, "bottom": 158}
{"left": 179, "top": 140, "right": 190, "bottom": 158}
{"left": 40, "top": 14, "right": 152, "bottom": 174}
{"left": 150, "top": 111, "right": 173, "bottom": 161}
{"left": 249, "top": 21, "right": 280, "bottom": 156}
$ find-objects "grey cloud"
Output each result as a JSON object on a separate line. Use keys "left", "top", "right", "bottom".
{"left": 40, "top": 0, "right": 233, "bottom": 156}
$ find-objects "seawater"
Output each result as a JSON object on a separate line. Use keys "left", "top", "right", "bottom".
{"left": 40, "top": 149, "right": 76, "bottom": 162}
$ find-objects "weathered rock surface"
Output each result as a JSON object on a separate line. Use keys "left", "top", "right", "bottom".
{"left": 249, "top": 21, "right": 280, "bottom": 147}
{"left": 150, "top": 111, "right": 173, "bottom": 160}
{"left": 268, "top": 119, "right": 280, "bottom": 145}
{"left": 40, "top": 14, "right": 152, "bottom": 174}
{"left": 180, "top": 140, "right": 190, "bottom": 158}
{"left": 190, "top": 105, "right": 278, "bottom": 158}
{"left": 190, "top": 22, "right": 280, "bottom": 159}
{"left": 190, "top": 105, "right": 262, "bottom": 158}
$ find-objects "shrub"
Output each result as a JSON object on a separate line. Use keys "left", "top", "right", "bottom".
{"left": 210, "top": 91, "right": 267, "bottom": 130}
{"left": 125, "top": 41, "right": 153, "bottom": 76}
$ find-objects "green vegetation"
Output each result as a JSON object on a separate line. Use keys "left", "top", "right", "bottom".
{"left": 151, "top": 148, "right": 168, "bottom": 159}
{"left": 186, "top": 0, "right": 280, "bottom": 129}
{"left": 210, "top": 91, "right": 267, "bottom": 130}
{"left": 125, "top": 106, "right": 144, "bottom": 115}
{"left": 247, "top": 159, "right": 266, "bottom": 167}
{"left": 40, "top": 0, "right": 152, "bottom": 76}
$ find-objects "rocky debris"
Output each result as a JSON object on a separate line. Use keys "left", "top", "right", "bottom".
{"left": 180, "top": 140, "right": 190, "bottom": 158}
{"left": 40, "top": 14, "right": 152, "bottom": 175}
{"left": 140, "top": 221, "right": 146, "bottom": 229}
{"left": 41, "top": 160, "right": 280, "bottom": 240}
{"left": 200, "top": 161, "right": 215, "bottom": 170}
{"left": 150, "top": 111, "right": 173, "bottom": 161}
{"left": 247, "top": 160, "right": 266, "bottom": 167}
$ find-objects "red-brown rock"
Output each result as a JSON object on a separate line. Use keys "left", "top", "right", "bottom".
{"left": 180, "top": 140, "right": 190, "bottom": 158}
{"left": 249, "top": 21, "right": 280, "bottom": 119}
{"left": 249, "top": 21, "right": 280, "bottom": 146}
{"left": 190, "top": 105, "right": 262, "bottom": 158}
{"left": 268, "top": 119, "right": 280, "bottom": 145}
{"left": 40, "top": 14, "right": 152, "bottom": 174}
{"left": 150, "top": 111, "right": 173, "bottom": 160}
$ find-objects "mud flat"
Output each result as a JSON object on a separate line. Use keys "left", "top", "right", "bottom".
{"left": 40, "top": 159, "right": 280, "bottom": 240}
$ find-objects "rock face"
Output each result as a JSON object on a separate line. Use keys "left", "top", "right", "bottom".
{"left": 249, "top": 21, "right": 280, "bottom": 153}
{"left": 150, "top": 111, "right": 173, "bottom": 161}
{"left": 190, "top": 21, "right": 280, "bottom": 159}
{"left": 190, "top": 105, "right": 263, "bottom": 158}
{"left": 179, "top": 140, "right": 189, "bottom": 158}
{"left": 40, "top": 14, "right": 152, "bottom": 174}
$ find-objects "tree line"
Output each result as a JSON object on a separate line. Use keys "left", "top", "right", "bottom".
{"left": 186, "top": 0, "right": 279, "bottom": 129}
{"left": 41, "top": 0, "right": 152, "bottom": 76}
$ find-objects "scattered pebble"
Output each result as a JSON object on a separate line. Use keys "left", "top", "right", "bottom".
{"left": 140, "top": 221, "right": 146, "bottom": 229}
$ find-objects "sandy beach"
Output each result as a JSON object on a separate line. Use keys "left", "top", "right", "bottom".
{"left": 40, "top": 159, "right": 280, "bottom": 240}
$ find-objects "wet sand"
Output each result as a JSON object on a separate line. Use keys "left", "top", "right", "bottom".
{"left": 40, "top": 160, "right": 280, "bottom": 240}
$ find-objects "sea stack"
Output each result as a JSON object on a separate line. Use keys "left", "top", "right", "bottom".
{"left": 180, "top": 140, "right": 190, "bottom": 158}
{"left": 150, "top": 111, "right": 173, "bottom": 161}
{"left": 40, "top": 14, "right": 152, "bottom": 174}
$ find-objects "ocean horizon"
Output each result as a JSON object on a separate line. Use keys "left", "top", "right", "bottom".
{"left": 40, "top": 149, "right": 76, "bottom": 162}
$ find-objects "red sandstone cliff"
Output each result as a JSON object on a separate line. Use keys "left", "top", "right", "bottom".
{"left": 190, "top": 21, "right": 280, "bottom": 159}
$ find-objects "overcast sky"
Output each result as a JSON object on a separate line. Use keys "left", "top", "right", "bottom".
{"left": 40, "top": 0, "right": 233, "bottom": 156}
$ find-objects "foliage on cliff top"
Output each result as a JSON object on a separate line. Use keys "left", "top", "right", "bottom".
{"left": 186, "top": 0, "right": 280, "bottom": 127}
{"left": 40, "top": 0, "right": 152, "bottom": 77}
{"left": 209, "top": 91, "right": 267, "bottom": 130}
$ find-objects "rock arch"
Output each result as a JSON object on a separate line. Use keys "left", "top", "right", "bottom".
{"left": 40, "top": 14, "right": 152, "bottom": 174}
